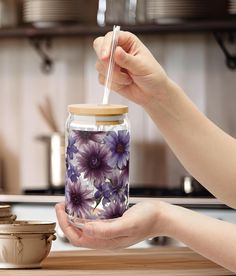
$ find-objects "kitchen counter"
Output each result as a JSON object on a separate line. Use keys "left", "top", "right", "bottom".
{"left": 0, "top": 247, "right": 233, "bottom": 275}
{"left": 1, "top": 194, "right": 235, "bottom": 251}
{"left": 0, "top": 194, "right": 227, "bottom": 208}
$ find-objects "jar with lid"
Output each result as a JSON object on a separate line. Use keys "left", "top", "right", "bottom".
{"left": 65, "top": 104, "right": 130, "bottom": 228}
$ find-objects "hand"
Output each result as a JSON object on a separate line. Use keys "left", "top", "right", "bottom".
{"left": 55, "top": 200, "right": 171, "bottom": 249}
{"left": 93, "top": 31, "right": 169, "bottom": 108}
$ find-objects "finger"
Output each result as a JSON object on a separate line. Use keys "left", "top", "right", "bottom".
{"left": 93, "top": 36, "right": 104, "bottom": 59}
{"left": 117, "top": 31, "right": 138, "bottom": 50}
{"left": 74, "top": 232, "right": 126, "bottom": 249}
{"left": 83, "top": 217, "right": 131, "bottom": 240}
{"left": 98, "top": 74, "right": 126, "bottom": 92}
{"left": 114, "top": 46, "right": 138, "bottom": 74}
{"left": 96, "top": 61, "right": 133, "bottom": 85}
{"left": 100, "top": 31, "right": 113, "bottom": 60}
{"left": 55, "top": 203, "right": 82, "bottom": 245}
{"left": 98, "top": 31, "right": 138, "bottom": 60}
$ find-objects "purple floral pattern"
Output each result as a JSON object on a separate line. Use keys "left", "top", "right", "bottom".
{"left": 105, "top": 130, "right": 130, "bottom": 169}
{"left": 100, "top": 201, "right": 127, "bottom": 219}
{"left": 66, "top": 162, "right": 81, "bottom": 183}
{"left": 66, "top": 136, "right": 78, "bottom": 159}
{"left": 65, "top": 178, "right": 95, "bottom": 218}
{"left": 65, "top": 129, "right": 130, "bottom": 221}
{"left": 77, "top": 142, "right": 112, "bottom": 184}
{"left": 73, "top": 130, "right": 105, "bottom": 145}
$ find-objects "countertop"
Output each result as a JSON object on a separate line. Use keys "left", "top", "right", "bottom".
{"left": 0, "top": 194, "right": 227, "bottom": 208}
{"left": 0, "top": 247, "right": 233, "bottom": 275}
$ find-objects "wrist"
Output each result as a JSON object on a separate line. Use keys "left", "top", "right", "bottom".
{"left": 153, "top": 201, "right": 181, "bottom": 238}
{"left": 142, "top": 75, "right": 171, "bottom": 111}
{"left": 143, "top": 77, "right": 187, "bottom": 126}
{"left": 142, "top": 75, "right": 170, "bottom": 110}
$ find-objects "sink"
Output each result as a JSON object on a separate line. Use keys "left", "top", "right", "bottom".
{"left": 130, "top": 237, "right": 186, "bottom": 249}
{"left": 147, "top": 236, "right": 186, "bottom": 247}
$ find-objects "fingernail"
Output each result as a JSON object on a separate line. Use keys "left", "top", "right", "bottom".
{"left": 101, "top": 50, "right": 107, "bottom": 59}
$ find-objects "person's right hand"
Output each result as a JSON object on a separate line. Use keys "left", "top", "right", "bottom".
{"left": 93, "top": 31, "right": 170, "bottom": 108}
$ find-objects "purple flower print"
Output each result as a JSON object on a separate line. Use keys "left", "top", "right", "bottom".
{"left": 108, "top": 171, "right": 128, "bottom": 203}
{"left": 77, "top": 142, "right": 112, "bottom": 184}
{"left": 67, "top": 162, "right": 81, "bottom": 182}
{"left": 100, "top": 202, "right": 127, "bottom": 219}
{"left": 66, "top": 135, "right": 78, "bottom": 160}
{"left": 66, "top": 128, "right": 130, "bottom": 221}
{"left": 120, "top": 161, "right": 129, "bottom": 184}
{"left": 73, "top": 130, "right": 105, "bottom": 145}
{"left": 94, "top": 181, "right": 111, "bottom": 206}
{"left": 65, "top": 178, "right": 95, "bottom": 218}
{"left": 105, "top": 130, "right": 130, "bottom": 169}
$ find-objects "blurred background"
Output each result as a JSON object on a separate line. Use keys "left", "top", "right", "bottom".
{"left": 0, "top": 0, "right": 236, "bottom": 199}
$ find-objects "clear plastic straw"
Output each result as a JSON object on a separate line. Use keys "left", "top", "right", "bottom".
{"left": 102, "top": 25, "right": 120, "bottom": 105}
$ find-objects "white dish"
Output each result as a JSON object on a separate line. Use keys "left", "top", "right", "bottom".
{"left": 23, "top": 1, "right": 82, "bottom": 23}
{"left": 32, "top": 21, "right": 65, "bottom": 28}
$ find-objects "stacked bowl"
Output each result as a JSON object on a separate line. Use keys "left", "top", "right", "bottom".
{"left": 0, "top": 205, "right": 16, "bottom": 224}
{"left": 0, "top": 204, "right": 56, "bottom": 269}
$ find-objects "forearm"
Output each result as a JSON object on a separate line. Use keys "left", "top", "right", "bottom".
{"left": 144, "top": 79, "right": 236, "bottom": 208}
{"left": 162, "top": 204, "right": 236, "bottom": 272}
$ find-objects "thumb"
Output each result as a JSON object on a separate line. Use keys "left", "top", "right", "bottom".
{"left": 115, "top": 46, "right": 139, "bottom": 74}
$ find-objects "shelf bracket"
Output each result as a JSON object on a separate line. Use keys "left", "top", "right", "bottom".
{"left": 29, "top": 37, "right": 54, "bottom": 74}
{"left": 213, "top": 31, "right": 236, "bottom": 70}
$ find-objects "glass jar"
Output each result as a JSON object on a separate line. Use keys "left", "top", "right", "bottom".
{"left": 65, "top": 104, "right": 130, "bottom": 228}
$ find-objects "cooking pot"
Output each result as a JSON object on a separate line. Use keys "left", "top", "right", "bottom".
{"left": 37, "top": 133, "right": 65, "bottom": 190}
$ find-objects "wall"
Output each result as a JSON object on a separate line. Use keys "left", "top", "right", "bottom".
{"left": 0, "top": 33, "right": 235, "bottom": 193}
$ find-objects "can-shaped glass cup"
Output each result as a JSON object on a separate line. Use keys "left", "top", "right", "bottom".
{"left": 65, "top": 104, "right": 130, "bottom": 227}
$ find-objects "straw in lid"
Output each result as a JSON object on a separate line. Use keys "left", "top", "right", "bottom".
{"left": 68, "top": 104, "right": 128, "bottom": 116}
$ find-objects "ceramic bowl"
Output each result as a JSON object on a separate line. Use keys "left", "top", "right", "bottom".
{"left": 0, "top": 205, "right": 12, "bottom": 218}
{"left": 0, "top": 215, "right": 17, "bottom": 224}
{"left": 0, "top": 220, "right": 56, "bottom": 268}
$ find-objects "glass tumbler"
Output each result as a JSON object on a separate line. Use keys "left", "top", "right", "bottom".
{"left": 65, "top": 104, "right": 130, "bottom": 227}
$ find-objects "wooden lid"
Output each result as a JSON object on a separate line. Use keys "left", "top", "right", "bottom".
{"left": 68, "top": 104, "right": 128, "bottom": 116}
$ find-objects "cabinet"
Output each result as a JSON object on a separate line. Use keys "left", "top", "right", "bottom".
{"left": 1, "top": 19, "right": 236, "bottom": 72}
{"left": 0, "top": 20, "right": 236, "bottom": 38}
{"left": 27, "top": 21, "right": 235, "bottom": 71}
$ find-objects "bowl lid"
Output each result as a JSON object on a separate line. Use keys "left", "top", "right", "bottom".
{"left": 68, "top": 104, "right": 128, "bottom": 116}
{"left": 0, "top": 220, "right": 56, "bottom": 234}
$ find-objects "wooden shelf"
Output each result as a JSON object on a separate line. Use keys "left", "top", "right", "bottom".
{"left": 1, "top": 20, "right": 236, "bottom": 38}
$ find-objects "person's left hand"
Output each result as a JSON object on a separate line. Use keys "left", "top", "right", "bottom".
{"left": 55, "top": 200, "right": 171, "bottom": 249}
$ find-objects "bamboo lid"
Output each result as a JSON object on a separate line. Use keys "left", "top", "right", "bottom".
{"left": 68, "top": 104, "right": 128, "bottom": 116}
